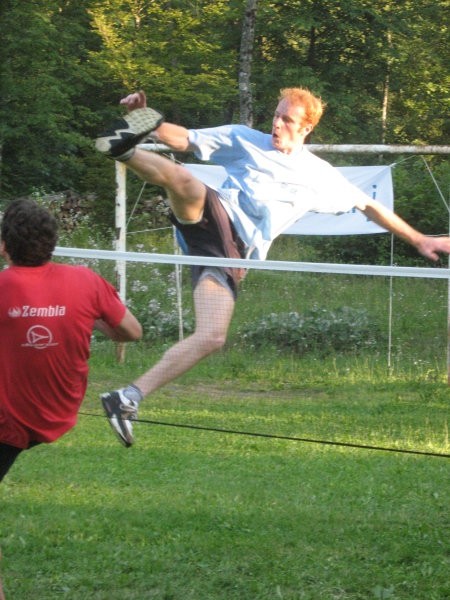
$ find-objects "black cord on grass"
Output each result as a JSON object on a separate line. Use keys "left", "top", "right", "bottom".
{"left": 79, "top": 411, "right": 450, "bottom": 459}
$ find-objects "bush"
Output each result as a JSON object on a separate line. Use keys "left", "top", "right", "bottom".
{"left": 133, "top": 297, "right": 193, "bottom": 342}
{"left": 237, "top": 306, "right": 382, "bottom": 355}
{"left": 126, "top": 266, "right": 194, "bottom": 343}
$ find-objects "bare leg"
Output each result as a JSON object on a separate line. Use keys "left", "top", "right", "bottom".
{"left": 133, "top": 276, "right": 235, "bottom": 397}
{"left": 125, "top": 148, "right": 206, "bottom": 222}
{"left": 125, "top": 150, "right": 237, "bottom": 396}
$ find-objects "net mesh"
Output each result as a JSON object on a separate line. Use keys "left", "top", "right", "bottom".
{"left": 54, "top": 244, "right": 449, "bottom": 381}
{"left": 50, "top": 244, "right": 450, "bottom": 455}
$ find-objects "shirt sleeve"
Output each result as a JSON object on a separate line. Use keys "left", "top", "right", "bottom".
{"left": 188, "top": 125, "right": 244, "bottom": 162}
{"left": 94, "top": 274, "right": 127, "bottom": 328}
{"left": 306, "top": 154, "right": 371, "bottom": 214}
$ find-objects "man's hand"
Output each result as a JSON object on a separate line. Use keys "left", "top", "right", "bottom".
{"left": 119, "top": 90, "right": 147, "bottom": 111}
{"left": 415, "top": 235, "right": 450, "bottom": 262}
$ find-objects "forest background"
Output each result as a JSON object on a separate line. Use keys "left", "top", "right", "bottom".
{"left": 0, "top": 0, "right": 448, "bottom": 264}
{"left": 1, "top": 9, "right": 450, "bottom": 596}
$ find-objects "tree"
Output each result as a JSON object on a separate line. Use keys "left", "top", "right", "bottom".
{"left": 248, "top": 0, "right": 447, "bottom": 148}
{"left": 0, "top": 0, "right": 447, "bottom": 251}
{"left": 88, "top": 0, "right": 241, "bottom": 127}
{"left": 239, "top": 0, "right": 258, "bottom": 126}
{"left": 0, "top": 0, "right": 104, "bottom": 197}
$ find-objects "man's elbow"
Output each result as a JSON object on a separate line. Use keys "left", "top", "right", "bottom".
{"left": 130, "top": 324, "right": 143, "bottom": 341}
{"left": 122, "top": 322, "right": 143, "bottom": 342}
{"left": 114, "top": 315, "right": 143, "bottom": 342}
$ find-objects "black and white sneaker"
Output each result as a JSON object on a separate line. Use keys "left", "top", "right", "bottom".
{"left": 101, "top": 390, "right": 139, "bottom": 447}
{"left": 95, "top": 107, "right": 164, "bottom": 161}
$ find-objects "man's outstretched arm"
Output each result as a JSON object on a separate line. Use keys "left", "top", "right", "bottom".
{"left": 356, "top": 198, "right": 450, "bottom": 262}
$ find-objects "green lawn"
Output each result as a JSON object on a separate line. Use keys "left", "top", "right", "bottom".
{"left": 1, "top": 343, "right": 449, "bottom": 599}
{"left": 2, "top": 254, "right": 450, "bottom": 599}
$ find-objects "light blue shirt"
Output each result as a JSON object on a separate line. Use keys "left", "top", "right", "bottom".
{"left": 188, "top": 125, "right": 369, "bottom": 259}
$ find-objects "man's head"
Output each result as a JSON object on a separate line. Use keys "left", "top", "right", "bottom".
{"left": 1, "top": 199, "right": 58, "bottom": 266}
{"left": 271, "top": 87, "right": 325, "bottom": 154}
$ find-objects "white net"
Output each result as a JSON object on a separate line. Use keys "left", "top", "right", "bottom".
{"left": 54, "top": 244, "right": 450, "bottom": 382}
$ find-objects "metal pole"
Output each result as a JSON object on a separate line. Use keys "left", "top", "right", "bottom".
{"left": 139, "top": 143, "right": 450, "bottom": 155}
{"left": 173, "top": 227, "right": 184, "bottom": 341}
{"left": 115, "top": 161, "right": 127, "bottom": 363}
{"left": 448, "top": 210, "right": 450, "bottom": 385}
{"left": 388, "top": 234, "right": 394, "bottom": 373}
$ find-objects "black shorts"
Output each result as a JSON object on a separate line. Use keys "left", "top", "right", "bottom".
{"left": 169, "top": 186, "right": 247, "bottom": 299}
{"left": 0, "top": 403, "right": 43, "bottom": 480}
{"left": 0, "top": 442, "right": 40, "bottom": 481}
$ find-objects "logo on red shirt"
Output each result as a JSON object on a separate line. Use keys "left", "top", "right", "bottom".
{"left": 8, "top": 305, "right": 66, "bottom": 318}
{"left": 22, "top": 325, "right": 58, "bottom": 350}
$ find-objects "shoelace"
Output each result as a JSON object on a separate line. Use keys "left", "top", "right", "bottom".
{"left": 119, "top": 402, "right": 138, "bottom": 420}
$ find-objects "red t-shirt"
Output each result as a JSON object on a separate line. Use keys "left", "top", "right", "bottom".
{"left": 0, "top": 262, "right": 126, "bottom": 447}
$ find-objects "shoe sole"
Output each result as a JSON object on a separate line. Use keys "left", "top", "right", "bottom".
{"left": 95, "top": 107, "right": 164, "bottom": 157}
{"left": 101, "top": 394, "right": 134, "bottom": 447}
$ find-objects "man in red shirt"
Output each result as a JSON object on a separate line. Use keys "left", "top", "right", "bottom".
{"left": 0, "top": 199, "right": 142, "bottom": 481}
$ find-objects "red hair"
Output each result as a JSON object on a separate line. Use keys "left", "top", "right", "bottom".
{"left": 279, "top": 87, "right": 325, "bottom": 128}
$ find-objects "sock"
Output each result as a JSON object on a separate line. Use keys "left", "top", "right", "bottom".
{"left": 122, "top": 384, "right": 144, "bottom": 405}
{"left": 114, "top": 147, "right": 136, "bottom": 162}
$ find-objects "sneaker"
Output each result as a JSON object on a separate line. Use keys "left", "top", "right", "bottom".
{"left": 101, "top": 390, "right": 139, "bottom": 447}
{"left": 95, "top": 107, "right": 164, "bottom": 161}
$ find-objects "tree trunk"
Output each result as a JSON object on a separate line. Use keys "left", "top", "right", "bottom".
{"left": 239, "top": 0, "right": 258, "bottom": 126}
{"left": 381, "top": 31, "right": 393, "bottom": 144}
{"left": 307, "top": 26, "right": 317, "bottom": 68}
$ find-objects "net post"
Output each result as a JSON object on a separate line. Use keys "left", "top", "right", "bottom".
{"left": 448, "top": 215, "right": 450, "bottom": 385}
{"left": 115, "top": 160, "right": 127, "bottom": 363}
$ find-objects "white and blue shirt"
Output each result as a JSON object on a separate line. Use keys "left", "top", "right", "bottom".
{"left": 188, "top": 124, "right": 370, "bottom": 260}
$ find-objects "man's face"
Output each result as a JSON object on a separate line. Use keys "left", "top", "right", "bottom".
{"left": 271, "top": 98, "right": 312, "bottom": 154}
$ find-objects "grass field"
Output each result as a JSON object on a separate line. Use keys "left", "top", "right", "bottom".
{"left": 1, "top": 250, "right": 450, "bottom": 599}
{"left": 1, "top": 341, "right": 449, "bottom": 599}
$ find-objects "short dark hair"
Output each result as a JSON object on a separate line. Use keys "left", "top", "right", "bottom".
{"left": 1, "top": 199, "right": 58, "bottom": 266}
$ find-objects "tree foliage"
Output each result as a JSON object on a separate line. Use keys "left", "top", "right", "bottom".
{"left": 88, "top": 0, "right": 240, "bottom": 125}
{"left": 0, "top": 0, "right": 105, "bottom": 195}
{"left": 0, "top": 0, "right": 448, "bottom": 260}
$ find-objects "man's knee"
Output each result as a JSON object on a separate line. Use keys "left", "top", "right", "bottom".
{"left": 196, "top": 330, "right": 228, "bottom": 355}
{"left": 167, "top": 166, "right": 205, "bottom": 215}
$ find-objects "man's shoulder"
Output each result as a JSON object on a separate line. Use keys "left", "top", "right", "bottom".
{"left": 233, "top": 124, "right": 268, "bottom": 138}
{"left": 201, "top": 123, "right": 266, "bottom": 138}
{"left": 301, "top": 146, "right": 334, "bottom": 168}
{"left": 51, "top": 262, "right": 101, "bottom": 283}
{"left": 230, "top": 125, "right": 272, "bottom": 150}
